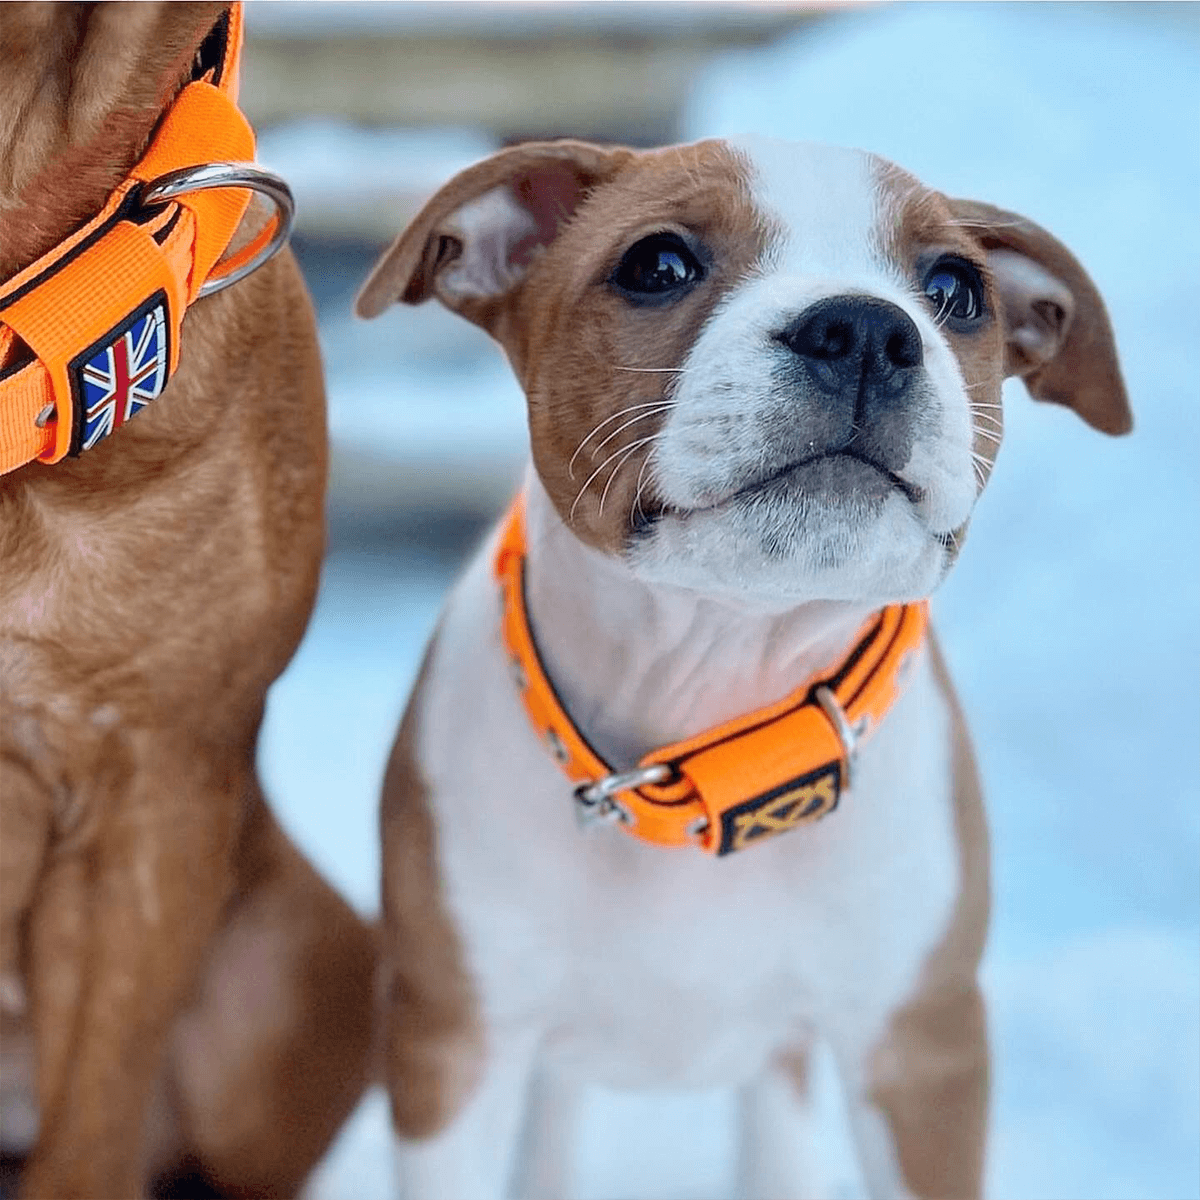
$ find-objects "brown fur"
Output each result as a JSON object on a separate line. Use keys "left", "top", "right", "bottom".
{"left": 946, "top": 199, "right": 1131, "bottom": 436}
{"left": 0, "top": 3, "right": 207, "bottom": 274}
{"left": 876, "top": 162, "right": 1010, "bottom": 545}
{"left": 358, "top": 140, "right": 771, "bottom": 554}
{"left": 378, "top": 632, "right": 482, "bottom": 1139}
{"left": 0, "top": 6, "right": 374, "bottom": 1196}
{"left": 878, "top": 168, "right": 1132, "bottom": 441}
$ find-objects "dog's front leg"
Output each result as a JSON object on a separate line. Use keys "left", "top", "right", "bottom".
{"left": 0, "top": 748, "right": 51, "bottom": 1034}
{"left": 20, "top": 744, "right": 240, "bottom": 1200}
{"left": 392, "top": 1025, "right": 539, "bottom": 1200}
{"left": 836, "top": 640, "right": 990, "bottom": 1200}
{"left": 817, "top": 971, "right": 987, "bottom": 1200}
{"left": 737, "top": 1047, "right": 868, "bottom": 1200}
{"left": 508, "top": 1063, "right": 582, "bottom": 1200}
{"left": 160, "top": 788, "right": 378, "bottom": 1197}
{"left": 849, "top": 981, "right": 988, "bottom": 1200}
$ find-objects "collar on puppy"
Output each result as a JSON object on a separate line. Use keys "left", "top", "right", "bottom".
{"left": 0, "top": 3, "right": 293, "bottom": 475}
{"left": 496, "top": 494, "right": 929, "bottom": 856}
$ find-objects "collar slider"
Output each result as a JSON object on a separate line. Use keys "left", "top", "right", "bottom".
{"left": 813, "top": 684, "right": 861, "bottom": 792}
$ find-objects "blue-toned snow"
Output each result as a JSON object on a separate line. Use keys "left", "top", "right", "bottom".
{"left": 256, "top": 5, "right": 1199, "bottom": 1198}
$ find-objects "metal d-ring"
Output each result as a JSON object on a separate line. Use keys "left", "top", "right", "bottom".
{"left": 573, "top": 762, "right": 673, "bottom": 830}
{"left": 139, "top": 162, "right": 295, "bottom": 298}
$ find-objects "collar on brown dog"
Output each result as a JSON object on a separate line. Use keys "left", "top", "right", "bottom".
{"left": 0, "top": 3, "right": 293, "bottom": 474}
{"left": 495, "top": 493, "right": 929, "bottom": 856}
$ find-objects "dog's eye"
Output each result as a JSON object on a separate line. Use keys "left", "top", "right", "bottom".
{"left": 922, "top": 259, "right": 984, "bottom": 323}
{"left": 612, "top": 234, "right": 704, "bottom": 300}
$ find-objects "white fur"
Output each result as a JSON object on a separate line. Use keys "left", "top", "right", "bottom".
{"left": 396, "top": 481, "right": 957, "bottom": 1200}
{"left": 439, "top": 187, "right": 537, "bottom": 301}
{"left": 638, "top": 138, "right": 977, "bottom": 611}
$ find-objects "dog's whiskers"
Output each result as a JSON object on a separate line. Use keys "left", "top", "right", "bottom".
{"left": 964, "top": 378, "right": 1003, "bottom": 394}
{"left": 568, "top": 401, "right": 674, "bottom": 480}
{"left": 615, "top": 366, "right": 685, "bottom": 374}
{"left": 570, "top": 434, "right": 658, "bottom": 524}
{"left": 631, "top": 446, "right": 657, "bottom": 527}
{"left": 590, "top": 404, "right": 674, "bottom": 459}
{"left": 969, "top": 450, "right": 992, "bottom": 488}
{"left": 944, "top": 217, "right": 1027, "bottom": 230}
{"left": 598, "top": 437, "right": 657, "bottom": 518}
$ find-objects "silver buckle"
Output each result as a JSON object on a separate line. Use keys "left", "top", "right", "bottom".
{"left": 573, "top": 762, "right": 673, "bottom": 830}
{"left": 813, "top": 685, "right": 862, "bottom": 793}
{"left": 139, "top": 162, "right": 295, "bottom": 298}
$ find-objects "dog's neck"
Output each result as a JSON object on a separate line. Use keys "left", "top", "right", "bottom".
{"left": 521, "top": 475, "right": 875, "bottom": 770}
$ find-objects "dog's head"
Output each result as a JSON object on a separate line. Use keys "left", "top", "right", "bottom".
{"left": 358, "top": 137, "right": 1129, "bottom": 610}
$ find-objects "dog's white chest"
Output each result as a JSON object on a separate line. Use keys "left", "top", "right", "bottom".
{"left": 419, "top": 555, "right": 960, "bottom": 1091}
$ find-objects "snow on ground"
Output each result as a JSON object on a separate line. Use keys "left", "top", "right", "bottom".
{"left": 259, "top": 4, "right": 1199, "bottom": 1198}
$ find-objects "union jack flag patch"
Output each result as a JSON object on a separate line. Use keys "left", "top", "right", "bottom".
{"left": 68, "top": 291, "right": 171, "bottom": 454}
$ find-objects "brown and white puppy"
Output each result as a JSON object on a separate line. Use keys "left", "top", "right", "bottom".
{"left": 357, "top": 137, "right": 1129, "bottom": 1199}
{"left": 0, "top": 5, "right": 375, "bottom": 1198}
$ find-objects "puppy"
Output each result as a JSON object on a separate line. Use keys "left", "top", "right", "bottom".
{"left": 356, "top": 137, "right": 1130, "bottom": 1199}
{"left": 0, "top": 5, "right": 374, "bottom": 1197}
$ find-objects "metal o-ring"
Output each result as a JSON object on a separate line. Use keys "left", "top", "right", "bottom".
{"left": 138, "top": 162, "right": 295, "bottom": 298}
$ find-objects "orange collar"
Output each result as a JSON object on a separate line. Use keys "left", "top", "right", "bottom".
{"left": 495, "top": 494, "right": 929, "bottom": 856}
{"left": 0, "top": 3, "right": 292, "bottom": 474}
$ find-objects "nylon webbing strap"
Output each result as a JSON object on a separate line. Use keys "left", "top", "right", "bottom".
{"left": 0, "top": 4, "right": 253, "bottom": 472}
{"left": 495, "top": 493, "right": 929, "bottom": 855}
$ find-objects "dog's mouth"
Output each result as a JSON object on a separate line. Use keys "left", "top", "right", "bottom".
{"left": 735, "top": 451, "right": 923, "bottom": 506}
{"left": 647, "top": 452, "right": 923, "bottom": 525}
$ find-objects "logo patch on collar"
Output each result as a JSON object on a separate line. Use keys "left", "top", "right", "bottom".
{"left": 69, "top": 291, "right": 171, "bottom": 454}
{"left": 717, "top": 762, "right": 842, "bottom": 855}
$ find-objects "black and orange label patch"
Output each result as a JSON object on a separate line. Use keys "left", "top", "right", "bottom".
{"left": 716, "top": 762, "right": 842, "bottom": 855}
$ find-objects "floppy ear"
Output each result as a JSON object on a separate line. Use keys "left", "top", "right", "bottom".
{"left": 948, "top": 199, "right": 1131, "bottom": 435}
{"left": 355, "top": 140, "right": 633, "bottom": 329}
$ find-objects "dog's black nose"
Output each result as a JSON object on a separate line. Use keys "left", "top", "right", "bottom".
{"left": 778, "top": 296, "right": 923, "bottom": 399}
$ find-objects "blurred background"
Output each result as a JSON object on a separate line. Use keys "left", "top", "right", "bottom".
{"left": 239, "top": 3, "right": 1200, "bottom": 1198}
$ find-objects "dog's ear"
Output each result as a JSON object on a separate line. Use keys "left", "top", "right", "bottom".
{"left": 355, "top": 141, "right": 633, "bottom": 328}
{"left": 948, "top": 199, "right": 1131, "bottom": 435}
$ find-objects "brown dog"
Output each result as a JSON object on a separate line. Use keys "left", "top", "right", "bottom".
{"left": 0, "top": 5, "right": 374, "bottom": 1197}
